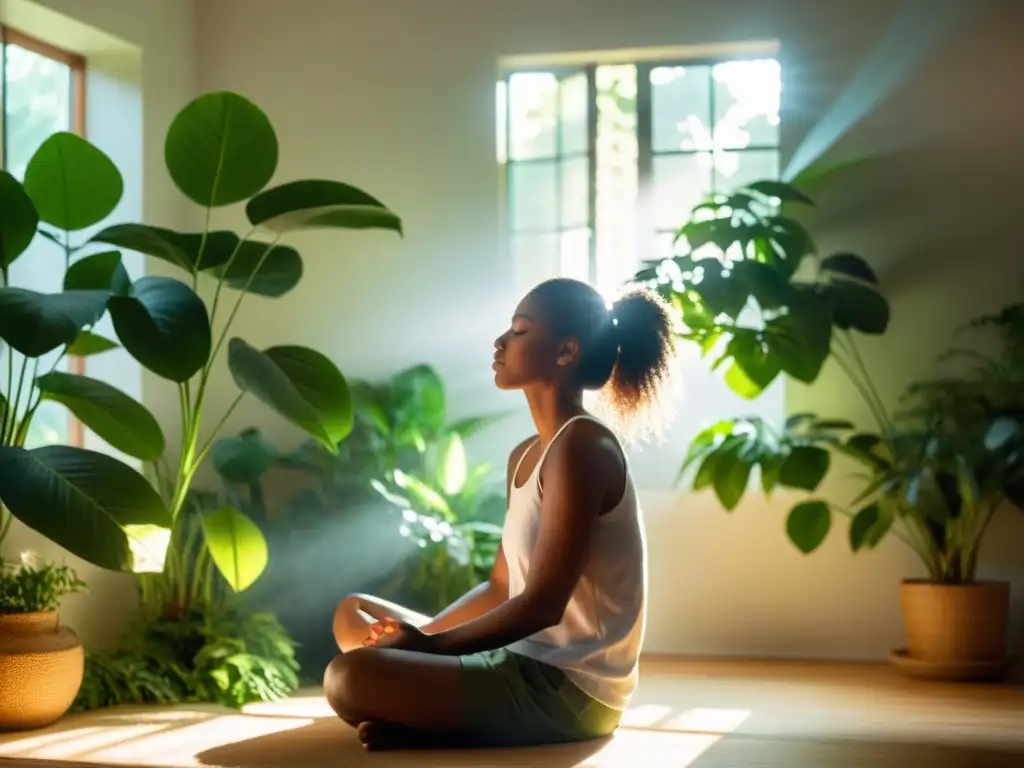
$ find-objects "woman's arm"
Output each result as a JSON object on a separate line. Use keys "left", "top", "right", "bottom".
{"left": 420, "top": 545, "right": 509, "bottom": 633}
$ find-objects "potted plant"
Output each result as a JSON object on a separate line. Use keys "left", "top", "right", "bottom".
{"left": 0, "top": 551, "right": 87, "bottom": 730}
{"left": 633, "top": 180, "right": 1018, "bottom": 680}
{"left": 0, "top": 89, "right": 402, "bottom": 605}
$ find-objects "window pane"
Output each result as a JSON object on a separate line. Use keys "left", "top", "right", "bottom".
{"left": 651, "top": 65, "right": 712, "bottom": 153}
{"left": 560, "top": 155, "right": 589, "bottom": 228}
{"left": 560, "top": 228, "right": 591, "bottom": 283}
{"left": 4, "top": 44, "right": 72, "bottom": 177}
{"left": 509, "top": 161, "right": 557, "bottom": 231}
{"left": 3, "top": 43, "right": 75, "bottom": 450}
{"left": 650, "top": 153, "right": 713, "bottom": 230}
{"left": 508, "top": 72, "right": 558, "bottom": 161}
{"left": 513, "top": 232, "right": 559, "bottom": 291}
{"left": 713, "top": 149, "right": 780, "bottom": 195}
{"left": 560, "top": 71, "right": 588, "bottom": 156}
{"left": 713, "top": 59, "right": 781, "bottom": 150}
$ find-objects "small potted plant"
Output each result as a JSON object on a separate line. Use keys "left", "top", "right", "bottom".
{"left": 0, "top": 549, "right": 87, "bottom": 730}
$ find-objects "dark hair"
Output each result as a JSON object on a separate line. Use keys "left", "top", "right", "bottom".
{"left": 529, "top": 278, "right": 677, "bottom": 442}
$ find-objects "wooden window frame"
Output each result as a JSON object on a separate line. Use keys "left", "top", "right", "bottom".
{"left": 1, "top": 26, "right": 87, "bottom": 447}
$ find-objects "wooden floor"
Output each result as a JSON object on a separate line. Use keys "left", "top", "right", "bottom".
{"left": 1, "top": 658, "right": 1023, "bottom": 767}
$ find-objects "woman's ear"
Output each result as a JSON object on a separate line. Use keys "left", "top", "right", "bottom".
{"left": 556, "top": 337, "right": 581, "bottom": 367}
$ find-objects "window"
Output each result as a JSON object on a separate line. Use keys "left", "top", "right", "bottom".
{"left": 498, "top": 55, "right": 781, "bottom": 299}
{"left": 1, "top": 27, "right": 86, "bottom": 448}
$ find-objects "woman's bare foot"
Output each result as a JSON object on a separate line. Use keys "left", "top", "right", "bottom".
{"left": 356, "top": 721, "right": 468, "bottom": 751}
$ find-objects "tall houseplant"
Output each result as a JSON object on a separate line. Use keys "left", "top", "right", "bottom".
{"left": 0, "top": 91, "right": 402, "bottom": 616}
{"left": 635, "top": 180, "right": 1018, "bottom": 679}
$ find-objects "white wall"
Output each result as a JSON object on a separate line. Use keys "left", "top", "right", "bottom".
{"left": 188, "top": 0, "right": 1024, "bottom": 661}
{"left": 0, "top": 0, "right": 198, "bottom": 647}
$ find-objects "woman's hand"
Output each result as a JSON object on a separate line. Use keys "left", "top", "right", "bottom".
{"left": 362, "top": 616, "right": 438, "bottom": 654}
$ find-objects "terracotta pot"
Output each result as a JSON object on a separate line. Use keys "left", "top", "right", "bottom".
{"left": 0, "top": 611, "right": 84, "bottom": 731}
{"left": 900, "top": 579, "right": 1010, "bottom": 665}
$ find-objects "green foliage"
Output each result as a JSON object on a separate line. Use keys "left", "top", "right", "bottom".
{"left": 644, "top": 180, "right": 1024, "bottom": 584}
{"left": 635, "top": 180, "right": 888, "bottom": 398}
{"left": 0, "top": 89, "right": 401, "bottom": 615}
{"left": 213, "top": 363, "right": 506, "bottom": 613}
{"left": 72, "top": 605, "right": 299, "bottom": 712}
{"left": 0, "top": 553, "right": 86, "bottom": 614}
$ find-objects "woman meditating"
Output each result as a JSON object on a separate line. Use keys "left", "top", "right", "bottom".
{"left": 324, "top": 277, "right": 676, "bottom": 750}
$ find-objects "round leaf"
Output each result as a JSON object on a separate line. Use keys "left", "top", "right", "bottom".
{"left": 712, "top": 449, "right": 754, "bottom": 511}
{"left": 227, "top": 339, "right": 353, "bottom": 450}
{"left": 0, "top": 445, "right": 172, "bottom": 571}
{"left": 820, "top": 252, "right": 878, "bottom": 285}
{"left": 0, "top": 171, "right": 39, "bottom": 269}
{"left": 212, "top": 430, "right": 277, "bottom": 485}
{"left": 779, "top": 445, "right": 831, "bottom": 491}
{"left": 393, "top": 364, "right": 446, "bottom": 433}
{"left": 786, "top": 500, "right": 832, "bottom": 554}
{"left": 245, "top": 180, "right": 402, "bottom": 235}
{"left": 165, "top": 91, "right": 278, "bottom": 207}
{"left": 207, "top": 240, "right": 303, "bottom": 297}
{"left": 23, "top": 132, "right": 124, "bottom": 231}
{"left": 201, "top": 504, "right": 269, "bottom": 592}
{"left": 109, "top": 277, "right": 211, "bottom": 382}
{"left": 826, "top": 281, "right": 889, "bottom": 335}
{"left": 66, "top": 330, "right": 120, "bottom": 357}
{"left": 849, "top": 503, "right": 892, "bottom": 552}
{"left": 35, "top": 371, "right": 165, "bottom": 461}
{"left": 0, "top": 288, "right": 110, "bottom": 357}
{"left": 65, "top": 250, "right": 132, "bottom": 295}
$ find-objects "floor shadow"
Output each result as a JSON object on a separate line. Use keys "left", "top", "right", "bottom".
{"left": 195, "top": 720, "right": 609, "bottom": 768}
{"left": 687, "top": 734, "right": 1024, "bottom": 768}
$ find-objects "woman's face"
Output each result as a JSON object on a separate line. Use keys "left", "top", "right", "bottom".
{"left": 492, "top": 291, "right": 578, "bottom": 391}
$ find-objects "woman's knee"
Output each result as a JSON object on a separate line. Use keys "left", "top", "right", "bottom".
{"left": 323, "top": 650, "right": 375, "bottom": 720}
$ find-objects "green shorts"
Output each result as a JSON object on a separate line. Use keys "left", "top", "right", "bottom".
{"left": 457, "top": 647, "right": 622, "bottom": 747}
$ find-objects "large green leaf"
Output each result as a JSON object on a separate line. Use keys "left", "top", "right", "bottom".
{"left": 91, "top": 224, "right": 192, "bottom": 272}
{"left": 779, "top": 446, "right": 831, "bottom": 491}
{"left": 712, "top": 448, "right": 754, "bottom": 511}
{"left": 825, "top": 280, "right": 890, "bottom": 335}
{"left": 109, "top": 277, "right": 211, "bottom": 382}
{"left": 246, "top": 180, "right": 402, "bottom": 235}
{"left": 207, "top": 240, "right": 303, "bottom": 297}
{"left": 0, "top": 171, "right": 39, "bottom": 270}
{"left": 227, "top": 339, "right": 353, "bottom": 450}
{"left": 819, "top": 253, "right": 878, "bottom": 285}
{"left": 66, "top": 330, "right": 120, "bottom": 357}
{"left": 786, "top": 500, "right": 831, "bottom": 554}
{"left": 0, "top": 288, "right": 109, "bottom": 357}
{"left": 724, "top": 333, "right": 781, "bottom": 398}
{"left": 165, "top": 91, "right": 278, "bottom": 207}
{"left": 0, "top": 445, "right": 171, "bottom": 571}
{"left": 23, "top": 132, "right": 123, "bottom": 231}
{"left": 35, "top": 371, "right": 165, "bottom": 461}
{"left": 212, "top": 429, "right": 278, "bottom": 485}
{"left": 201, "top": 505, "right": 269, "bottom": 592}
{"left": 64, "top": 251, "right": 132, "bottom": 295}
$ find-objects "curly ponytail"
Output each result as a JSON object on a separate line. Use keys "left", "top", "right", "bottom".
{"left": 600, "top": 288, "right": 677, "bottom": 444}
{"left": 527, "top": 279, "right": 678, "bottom": 445}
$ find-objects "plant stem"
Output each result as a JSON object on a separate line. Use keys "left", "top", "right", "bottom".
{"left": 3, "top": 345, "right": 14, "bottom": 445}
{"left": 206, "top": 237, "right": 281, "bottom": 374}
{"left": 831, "top": 349, "right": 888, "bottom": 432}
{"left": 6, "top": 355, "right": 30, "bottom": 446}
{"left": 843, "top": 332, "right": 893, "bottom": 431}
{"left": 206, "top": 227, "right": 255, "bottom": 338}
{"left": 194, "top": 393, "right": 245, "bottom": 469}
{"left": 192, "top": 206, "right": 214, "bottom": 284}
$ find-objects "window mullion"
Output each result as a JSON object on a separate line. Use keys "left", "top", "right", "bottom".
{"left": 585, "top": 65, "right": 598, "bottom": 286}
{"left": 635, "top": 63, "right": 654, "bottom": 267}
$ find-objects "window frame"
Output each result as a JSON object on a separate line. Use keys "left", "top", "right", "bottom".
{"left": 499, "top": 53, "right": 782, "bottom": 290}
{"left": 1, "top": 25, "right": 88, "bottom": 448}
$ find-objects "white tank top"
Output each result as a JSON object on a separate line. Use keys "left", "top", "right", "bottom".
{"left": 502, "top": 414, "right": 647, "bottom": 711}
